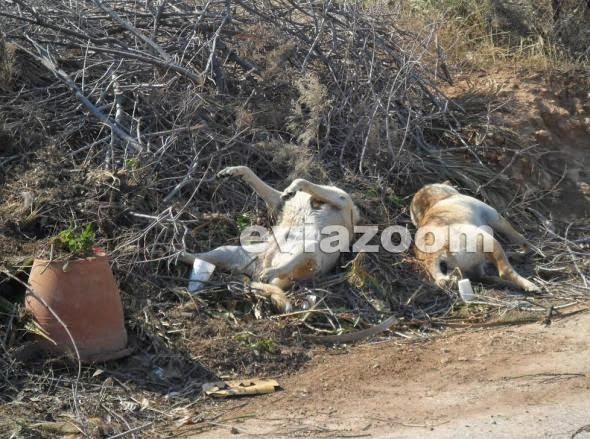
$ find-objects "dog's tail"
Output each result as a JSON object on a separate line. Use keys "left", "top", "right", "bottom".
{"left": 250, "top": 282, "right": 292, "bottom": 313}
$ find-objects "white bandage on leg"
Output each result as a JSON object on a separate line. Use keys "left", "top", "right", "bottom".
{"left": 188, "top": 258, "right": 216, "bottom": 293}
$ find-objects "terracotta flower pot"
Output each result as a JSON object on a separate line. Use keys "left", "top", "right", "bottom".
{"left": 25, "top": 249, "right": 129, "bottom": 362}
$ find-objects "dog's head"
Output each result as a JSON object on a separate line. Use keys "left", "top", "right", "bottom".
{"left": 410, "top": 181, "right": 459, "bottom": 226}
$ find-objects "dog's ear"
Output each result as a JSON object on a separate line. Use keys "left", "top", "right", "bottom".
{"left": 441, "top": 180, "right": 453, "bottom": 186}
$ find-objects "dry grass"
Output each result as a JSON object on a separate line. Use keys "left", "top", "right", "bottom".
{"left": 0, "top": 36, "right": 15, "bottom": 89}
{"left": 404, "top": 0, "right": 590, "bottom": 73}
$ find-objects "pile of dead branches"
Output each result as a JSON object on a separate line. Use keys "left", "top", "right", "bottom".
{"left": 0, "top": 0, "right": 578, "bottom": 321}
{"left": 0, "top": 1, "right": 456, "bottom": 273}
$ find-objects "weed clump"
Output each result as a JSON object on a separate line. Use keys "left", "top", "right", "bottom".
{"left": 56, "top": 224, "right": 96, "bottom": 258}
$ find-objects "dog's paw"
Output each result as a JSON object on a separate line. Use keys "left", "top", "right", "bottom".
{"left": 281, "top": 179, "right": 308, "bottom": 200}
{"left": 271, "top": 295, "right": 292, "bottom": 314}
{"left": 216, "top": 166, "right": 248, "bottom": 179}
{"left": 521, "top": 279, "right": 541, "bottom": 293}
{"left": 259, "top": 267, "right": 279, "bottom": 282}
{"left": 436, "top": 275, "right": 460, "bottom": 290}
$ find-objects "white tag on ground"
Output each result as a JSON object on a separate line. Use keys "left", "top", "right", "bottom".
{"left": 188, "top": 258, "right": 216, "bottom": 293}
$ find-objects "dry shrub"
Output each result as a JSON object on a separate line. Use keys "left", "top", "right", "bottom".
{"left": 0, "top": 36, "right": 15, "bottom": 88}
{"left": 553, "top": 0, "right": 590, "bottom": 55}
{"left": 0, "top": 1, "right": 485, "bottom": 333}
{"left": 259, "top": 140, "right": 327, "bottom": 182}
{"left": 406, "top": 0, "right": 589, "bottom": 71}
{"left": 0, "top": 0, "right": 574, "bottom": 313}
{"left": 288, "top": 73, "right": 331, "bottom": 147}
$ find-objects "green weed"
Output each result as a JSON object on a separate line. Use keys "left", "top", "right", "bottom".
{"left": 125, "top": 158, "right": 139, "bottom": 169}
{"left": 57, "top": 224, "right": 96, "bottom": 257}
{"left": 235, "top": 213, "right": 251, "bottom": 232}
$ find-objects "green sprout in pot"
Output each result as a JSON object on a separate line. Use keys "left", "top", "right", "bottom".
{"left": 56, "top": 224, "right": 96, "bottom": 259}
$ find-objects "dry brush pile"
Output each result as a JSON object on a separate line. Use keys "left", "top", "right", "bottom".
{"left": 1, "top": 0, "right": 588, "bottom": 355}
{"left": 0, "top": 0, "right": 589, "bottom": 435}
{"left": 1, "top": 0, "right": 476, "bottom": 318}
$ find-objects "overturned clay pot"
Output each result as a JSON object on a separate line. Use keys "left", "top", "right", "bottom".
{"left": 25, "top": 249, "right": 129, "bottom": 362}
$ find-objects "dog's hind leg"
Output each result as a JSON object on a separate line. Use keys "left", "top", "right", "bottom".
{"left": 428, "top": 258, "right": 461, "bottom": 290}
{"left": 486, "top": 213, "right": 544, "bottom": 257}
{"left": 217, "top": 166, "right": 282, "bottom": 212}
{"left": 479, "top": 275, "right": 522, "bottom": 289}
{"left": 259, "top": 251, "right": 318, "bottom": 284}
{"left": 180, "top": 245, "right": 292, "bottom": 312}
{"left": 180, "top": 245, "right": 260, "bottom": 277}
{"left": 487, "top": 239, "right": 540, "bottom": 292}
{"left": 252, "top": 251, "right": 317, "bottom": 313}
{"left": 252, "top": 250, "right": 318, "bottom": 313}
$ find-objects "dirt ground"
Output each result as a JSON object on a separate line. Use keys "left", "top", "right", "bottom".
{"left": 447, "top": 67, "right": 590, "bottom": 219}
{"left": 194, "top": 311, "right": 590, "bottom": 438}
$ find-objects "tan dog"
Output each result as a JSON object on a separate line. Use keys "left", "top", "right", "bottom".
{"left": 181, "top": 166, "right": 360, "bottom": 312}
{"left": 410, "top": 182, "right": 540, "bottom": 292}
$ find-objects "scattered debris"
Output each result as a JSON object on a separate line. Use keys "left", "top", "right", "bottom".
{"left": 304, "top": 315, "right": 399, "bottom": 345}
{"left": 20, "top": 191, "right": 33, "bottom": 211}
{"left": 29, "top": 421, "right": 80, "bottom": 435}
{"left": 301, "top": 294, "right": 317, "bottom": 311}
{"left": 203, "top": 379, "right": 280, "bottom": 398}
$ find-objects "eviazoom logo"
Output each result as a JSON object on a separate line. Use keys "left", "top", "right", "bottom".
{"left": 239, "top": 224, "right": 496, "bottom": 254}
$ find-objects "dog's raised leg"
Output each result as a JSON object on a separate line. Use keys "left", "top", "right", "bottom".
{"left": 281, "top": 179, "right": 351, "bottom": 209}
{"left": 217, "top": 166, "right": 282, "bottom": 212}
{"left": 487, "top": 239, "right": 540, "bottom": 292}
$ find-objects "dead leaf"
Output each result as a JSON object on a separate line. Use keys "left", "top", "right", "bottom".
{"left": 120, "top": 400, "right": 139, "bottom": 411}
{"left": 175, "top": 416, "right": 195, "bottom": 428}
{"left": 203, "top": 378, "right": 280, "bottom": 398}
{"left": 140, "top": 397, "right": 150, "bottom": 411}
{"left": 30, "top": 421, "right": 80, "bottom": 435}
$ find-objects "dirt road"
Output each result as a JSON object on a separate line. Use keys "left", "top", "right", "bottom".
{"left": 198, "top": 312, "right": 590, "bottom": 438}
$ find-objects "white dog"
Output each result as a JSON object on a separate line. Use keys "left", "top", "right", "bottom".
{"left": 181, "top": 166, "right": 359, "bottom": 312}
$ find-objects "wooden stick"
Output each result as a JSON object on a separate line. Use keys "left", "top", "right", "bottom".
{"left": 304, "top": 315, "right": 398, "bottom": 344}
